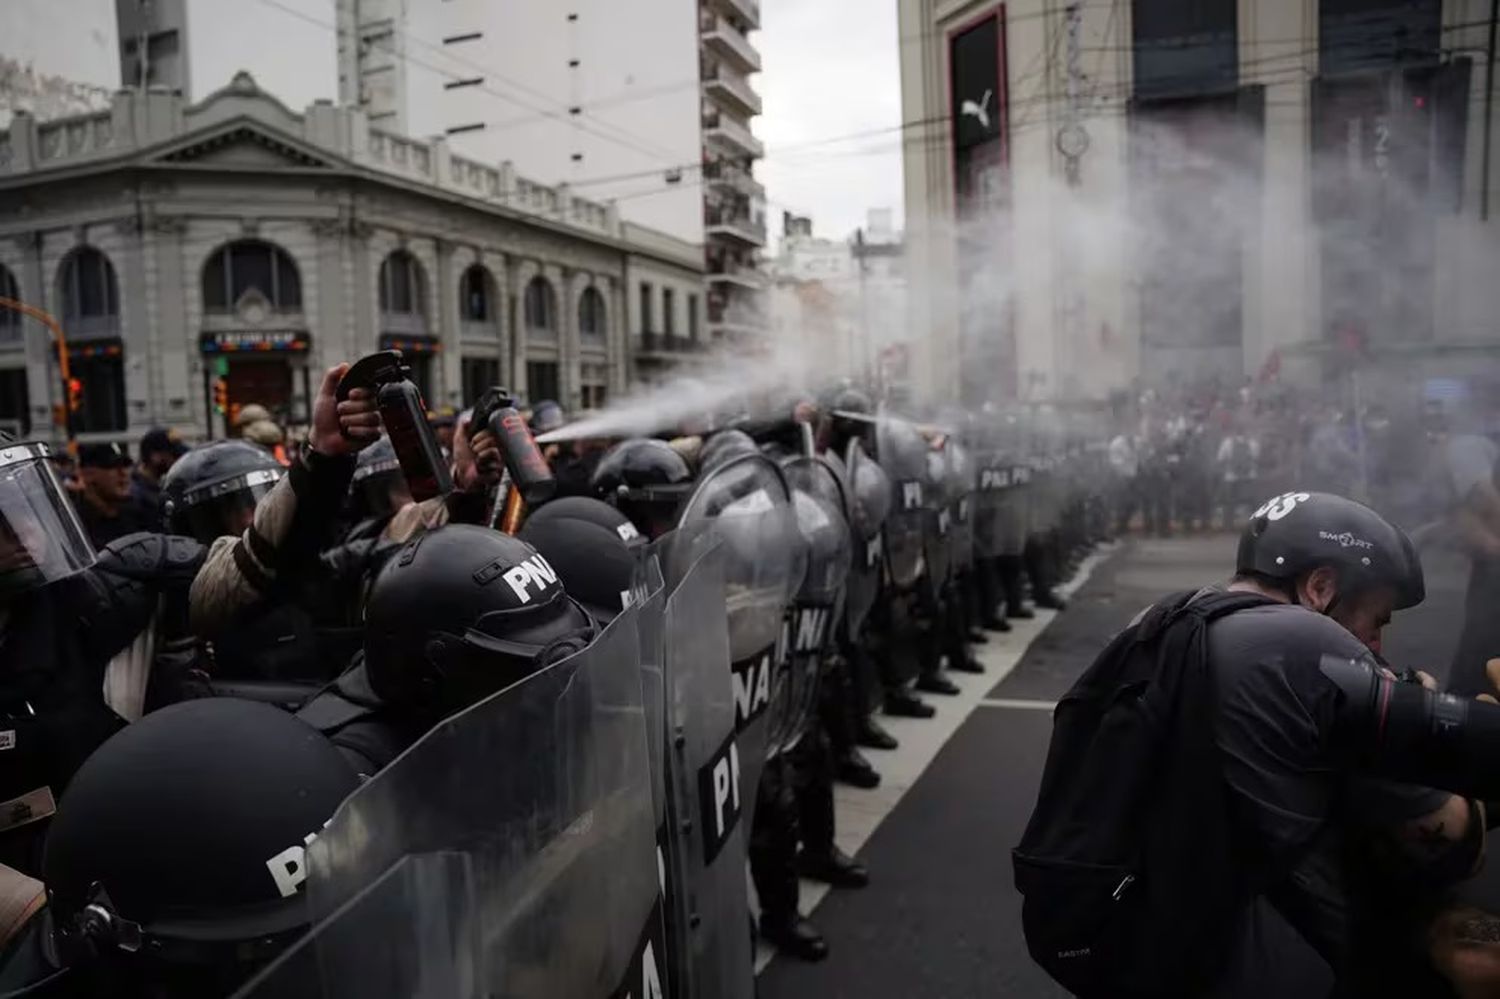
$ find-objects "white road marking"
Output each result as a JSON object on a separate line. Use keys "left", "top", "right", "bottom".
{"left": 754, "top": 543, "right": 1115, "bottom": 971}
{"left": 977, "top": 698, "right": 1059, "bottom": 712}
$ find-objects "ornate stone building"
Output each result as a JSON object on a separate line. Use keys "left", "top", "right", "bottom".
{"left": 0, "top": 73, "right": 705, "bottom": 442}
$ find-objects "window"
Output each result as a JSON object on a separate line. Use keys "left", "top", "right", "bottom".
{"left": 663, "top": 288, "right": 676, "bottom": 336}
{"left": 578, "top": 287, "right": 606, "bottom": 339}
{"left": 688, "top": 293, "right": 700, "bottom": 339}
{"left": 202, "top": 240, "right": 302, "bottom": 312}
{"left": 640, "top": 282, "right": 654, "bottom": 333}
{"left": 71, "top": 353, "right": 127, "bottom": 433}
{"left": 524, "top": 276, "right": 557, "bottom": 333}
{"left": 460, "top": 265, "right": 492, "bottom": 322}
{"left": 0, "top": 266, "right": 19, "bottom": 346}
{"left": 580, "top": 363, "right": 608, "bottom": 410}
{"left": 379, "top": 250, "right": 425, "bottom": 316}
{"left": 58, "top": 247, "right": 118, "bottom": 323}
{"left": 446, "top": 123, "right": 486, "bottom": 135}
{"left": 526, "top": 361, "right": 560, "bottom": 403}
{"left": 0, "top": 369, "right": 29, "bottom": 436}
{"left": 442, "top": 31, "right": 483, "bottom": 44}
{"left": 444, "top": 77, "right": 484, "bottom": 90}
{"left": 461, "top": 357, "right": 500, "bottom": 407}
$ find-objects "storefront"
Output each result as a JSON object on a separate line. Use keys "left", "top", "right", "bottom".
{"left": 199, "top": 330, "right": 311, "bottom": 437}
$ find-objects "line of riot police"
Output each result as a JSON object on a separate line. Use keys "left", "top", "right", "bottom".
{"left": 0, "top": 353, "right": 1111, "bottom": 998}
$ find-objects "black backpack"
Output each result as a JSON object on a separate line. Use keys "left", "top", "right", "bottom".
{"left": 1013, "top": 588, "right": 1277, "bottom": 998}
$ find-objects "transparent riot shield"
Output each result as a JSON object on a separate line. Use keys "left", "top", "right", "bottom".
{"left": 633, "top": 555, "right": 673, "bottom": 998}
{"left": 232, "top": 605, "right": 661, "bottom": 999}
{"left": 657, "top": 542, "right": 755, "bottom": 999}
{"left": 672, "top": 453, "right": 804, "bottom": 826}
{"left": 874, "top": 413, "right": 928, "bottom": 592}
{"left": 843, "top": 439, "right": 891, "bottom": 637}
{"left": 949, "top": 441, "right": 976, "bottom": 574}
{"left": 921, "top": 447, "right": 953, "bottom": 600}
{"left": 769, "top": 457, "right": 851, "bottom": 757}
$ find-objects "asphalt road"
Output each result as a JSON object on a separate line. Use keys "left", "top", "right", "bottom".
{"left": 758, "top": 533, "right": 1474, "bottom": 999}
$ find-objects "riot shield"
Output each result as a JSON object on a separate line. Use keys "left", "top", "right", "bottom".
{"left": 976, "top": 413, "right": 1030, "bottom": 558}
{"left": 672, "top": 453, "right": 804, "bottom": 817}
{"left": 948, "top": 441, "right": 976, "bottom": 573}
{"left": 770, "top": 457, "right": 851, "bottom": 756}
{"left": 921, "top": 446, "right": 953, "bottom": 599}
{"left": 634, "top": 555, "right": 673, "bottom": 998}
{"left": 874, "top": 413, "right": 928, "bottom": 592}
{"left": 658, "top": 542, "right": 755, "bottom": 999}
{"left": 842, "top": 438, "right": 890, "bottom": 637}
{"left": 233, "top": 602, "right": 661, "bottom": 999}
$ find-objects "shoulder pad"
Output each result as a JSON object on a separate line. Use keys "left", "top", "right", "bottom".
{"left": 96, "top": 532, "right": 208, "bottom": 585}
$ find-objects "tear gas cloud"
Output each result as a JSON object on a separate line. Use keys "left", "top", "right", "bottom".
{"left": 549, "top": 89, "right": 1499, "bottom": 449}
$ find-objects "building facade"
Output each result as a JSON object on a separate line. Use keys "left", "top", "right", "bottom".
{"left": 899, "top": 0, "right": 1500, "bottom": 406}
{"left": 336, "top": 0, "right": 705, "bottom": 247}
{"left": 768, "top": 210, "right": 912, "bottom": 393}
{"left": 0, "top": 74, "right": 702, "bottom": 443}
{"left": 700, "top": 0, "right": 770, "bottom": 353}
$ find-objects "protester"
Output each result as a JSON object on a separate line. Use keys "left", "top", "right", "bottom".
{"left": 129, "top": 427, "right": 188, "bottom": 532}
{"left": 72, "top": 441, "right": 144, "bottom": 547}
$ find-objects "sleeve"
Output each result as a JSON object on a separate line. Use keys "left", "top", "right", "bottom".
{"left": 1215, "top": 646, "right": 1340, "bottom": 861}
{"left": 189, "top": 447, "right": 356, "bottom": 636}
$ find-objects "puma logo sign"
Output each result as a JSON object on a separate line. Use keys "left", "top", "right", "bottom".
{"left": 961, "top": 88, "right": 993, "bottom": 130}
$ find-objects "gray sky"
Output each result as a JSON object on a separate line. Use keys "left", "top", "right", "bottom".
{"left": 755, "top": 0, "right": 905, "bottom": 248}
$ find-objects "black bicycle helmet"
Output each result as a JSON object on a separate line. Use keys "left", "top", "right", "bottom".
{"left": 1236, "top": 491, "right": 1424, "bottom": 609}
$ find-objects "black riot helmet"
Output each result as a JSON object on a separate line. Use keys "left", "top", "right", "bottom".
{"left": 348, "top": 435, "right": 410, "bottom": 522}
{"left": 591, "top": 438, "right": 694, "bottom": 539}
{"left": 363, "top": 524, "right": 596, "bottom": 715}
{"left": 529, "top": 399, "right": 566, "bottom": 437}
{"left": 519, "top": 496, "right": 645, "bottom": 624}
{"left": 43, "top": 699, "right": 357, "bottom": 989}
{"left": 161, "top": 440, "right": 285, "bottom": 542}
{"left": 1236, "top": 491, "right": 1424, "bottom": 610}
{"left": 0, "top": 437, "right": 96, "bottom": 599}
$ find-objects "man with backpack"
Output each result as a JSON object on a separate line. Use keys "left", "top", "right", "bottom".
{"left": 1015, "top": 490, "right": 1500, "bottom": 997}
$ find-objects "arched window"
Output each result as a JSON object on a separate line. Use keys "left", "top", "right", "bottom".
{"left": 0, "top": 265, "right": 19, "bottom": 343}
{"left": 202, "top": 240, "right": 302, "bottom": 313}
{"left": 58, "top": 247, "right": 118, "bottom": 323}
{"left": 578, "top": 286, "right": 606, "bottom": 339}
{"left": 379, "top": 250, "right": 425, "bottom": 316}
{"left": 459, "top": 264, "right": 492, "bottom": 322}
{"left": 524, "top": 276, "right": 556, "bottom": 333}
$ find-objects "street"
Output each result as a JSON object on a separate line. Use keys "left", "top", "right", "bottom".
{"left": 759, "top": 533, "right": 1473, "bottom": 998}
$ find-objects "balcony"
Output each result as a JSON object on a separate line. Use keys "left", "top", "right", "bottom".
{"left": 711, "top": 0, "right": 761, "bottom": 31}
{"left": 703, "top": 158, "right": 764, "bottom": 199}
{"left": 703, "top": 113, "right": 764, "bottom": 160}
{"left": 707, "top": 260, "right": 766, "bottom": 290}
{"left": 702, "top": 64, "right": 762, "bottom": 118}
{"left": 636, "top": 332, "right": 707, "bottom": 360}
{"left": 705, "top": 208, "right": 766, "bottom": 248}
{"left": 701, "top": 13, "right": 761, "bottom": 74}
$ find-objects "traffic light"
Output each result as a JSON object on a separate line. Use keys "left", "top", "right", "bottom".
{"left": 66, "top": 377, "right": 82, "bottom": 413}
{"left": 213, "top": 377, "right": 228, "bottom": 415}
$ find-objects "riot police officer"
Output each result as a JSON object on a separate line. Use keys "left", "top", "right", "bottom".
{"left": 0, "top": 364, "right": 377, "bottom": 875}
{"left": 0, "top": 697, "right": 359, "bottom": 997}
{"left": 297, "top": 524, "right": 597, "bottom": 776}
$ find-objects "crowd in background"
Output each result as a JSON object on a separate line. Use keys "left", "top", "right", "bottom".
{"left": 1099, "top": 376, "right": 1497, "bottom": 538}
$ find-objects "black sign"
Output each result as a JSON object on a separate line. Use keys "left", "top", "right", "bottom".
{"left": 199, "top": 331, "right": 309, "bottom": 354}
{"left": 730, "top": 649, "right": 773, "bottom": 732}
{"left": 950, "top": 14, "right": 1003, "bottom": 152}
{"left": 695, "top": 730, "right": 742, "bottom": 866}
{"left": 610, "top": 897, "right": 667, "bottom": 999}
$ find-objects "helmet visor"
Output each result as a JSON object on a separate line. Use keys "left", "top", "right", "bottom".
{"left": 178, "top": 469, "right": 283, "bottom": 542}
{"left": 0, "top": 445, "right": 96, "bottom": 596}
{"left": 679, "top": 456, "right": 806, "bottom": 660}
